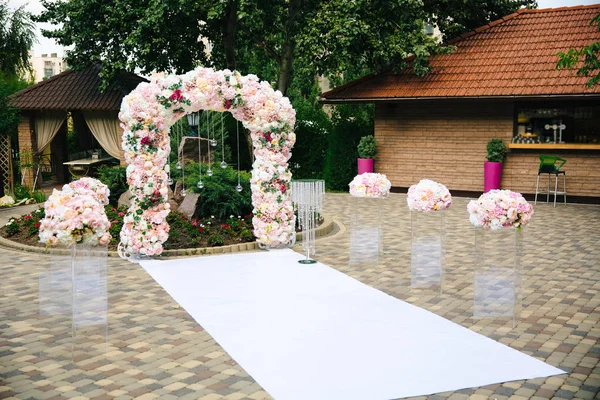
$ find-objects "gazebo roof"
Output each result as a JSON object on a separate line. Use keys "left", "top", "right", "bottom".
{"left": 321, "top": 4, "right": 600, "bottom": 103}
{"left": 9, "top": 64, "right": 147, "bottom": 111}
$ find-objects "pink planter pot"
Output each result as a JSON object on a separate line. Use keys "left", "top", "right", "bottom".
{"left": 357, "top": 158, "right": 374, "bottom": 175}
{"left": 483, "top": 161, "right": 503, "bottom": 193}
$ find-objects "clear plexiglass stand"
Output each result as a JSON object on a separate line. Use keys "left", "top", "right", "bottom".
{"left": 410, "top": 211, "right": 446, "bottom": 293}
{"left": 39, "top": 244, "right": 108, "bottom": 359}
{"left": 291, "top": 179, "right": 325, "bottom": 264}
{"left": 473, "top": 227, "right": 523, "bottom": 328}
{"left": 350, "top": 197, "right": 385, "bottom": 266}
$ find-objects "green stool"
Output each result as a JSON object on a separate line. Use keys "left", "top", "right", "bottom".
{"left": 534, "top": 155, "right": 566, "bottom": 207}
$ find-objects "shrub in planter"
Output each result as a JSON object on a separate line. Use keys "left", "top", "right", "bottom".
{"left": 486, "top": 139, "right": 508, "bottom": 162}
{"left": 357, "top": 135, "right": 377, "bottom": 159}
{"left": 484, "top": 138, "right": 508, "bottom": 192}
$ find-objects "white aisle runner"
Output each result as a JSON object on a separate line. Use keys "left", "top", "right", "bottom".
{"left": 140, "top": 250, "right": 563, "bottom": 400}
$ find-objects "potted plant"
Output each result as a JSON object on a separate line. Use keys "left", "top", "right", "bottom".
{"left": 357, "top": 135, "right": 377, "bottom": 174}
{"left": 484, "top": 138, "right": 507, "bottom": 192}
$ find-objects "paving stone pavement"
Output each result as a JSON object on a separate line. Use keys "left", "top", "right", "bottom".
{"left": 1, "top": 193, "right": 599, "bottom": 400}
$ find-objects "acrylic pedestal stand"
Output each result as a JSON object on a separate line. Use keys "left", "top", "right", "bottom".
{"left": 291, "top": 179, "right": 325, "bottom": 264}
{"left": 39, "top": 244, "right": 108, "bottom": 359}
{"left": 410, "top": 211, "right": 446, "bottom": 293}
{"left": 350, "top": 197, "right": 385, "bottom": 266}
{"left": 473, "top": 227, "right": 523, "bottom": 328}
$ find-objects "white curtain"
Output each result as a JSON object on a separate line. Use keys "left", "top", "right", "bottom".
{"left": 83, "top": 111, "right": 123, "bottom": 161}
{"left": 34, "top": 111, "right": 67, "bottom": 153}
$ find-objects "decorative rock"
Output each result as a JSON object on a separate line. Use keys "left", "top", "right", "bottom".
{"left": 118, "top": 190, "right": 131, "bottom": 208}
{"left": 0, "top": 195, "right": 15, "bottom": 207}
{"left": 178, "top": 193, "right": 200, "bottom": 219}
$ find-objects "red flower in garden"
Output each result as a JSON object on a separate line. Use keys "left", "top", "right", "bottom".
{"left": 24, "top": 215, "right": 32, "bottom": 220}
{"left": 224, "top": 99, "right": 232, "bottom": 109}
{"left": 169, "top": 89, "right": 184, "bottom": 101}
{"left": 198, "top": 226, "right": 204, "bottom": 233}
{"left": 118, "top": 212, "right": 125, "bottom": 217}
{"left": 141, "top": 136, "right": 152, "bottom": 146}
{"left": 191, "top": 220, "right": 197, "bottom": 227}
{"left": 34, "top": 222, "right": 41, "bottom": 228}
{"left": 263, "top": 132, "right": 272, "bottom": 142}
{"left": 221, "top": 224, "right": 231, "bottom": 229}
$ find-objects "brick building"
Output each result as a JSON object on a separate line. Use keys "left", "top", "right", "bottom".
{"left": 321, "top": 5, "right": 600, "bottom": 201}
{"left": 9, "top": 64, "right": 146, "bottom": 189}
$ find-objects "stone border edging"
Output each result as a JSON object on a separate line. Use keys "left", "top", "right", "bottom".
{"left": 0, "top": 213, "right": 336, "bottom": 258}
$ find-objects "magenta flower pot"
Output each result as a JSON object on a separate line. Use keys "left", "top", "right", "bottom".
{"left": 483, "top": 161, "right": 503, "bottom": 192}
{"left": 358, "top": 158, "right": 374, "bottom": 175}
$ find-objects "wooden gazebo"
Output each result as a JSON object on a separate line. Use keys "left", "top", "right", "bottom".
{"left": 9, "top": 64, "right": 146, "bottom": 189}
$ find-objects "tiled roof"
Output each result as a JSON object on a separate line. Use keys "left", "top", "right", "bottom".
{"left": 9, "top": 64, "right": 147, "bottom": 111}
{"left": 321, "top": 4, "right": 600, "bottom": 102}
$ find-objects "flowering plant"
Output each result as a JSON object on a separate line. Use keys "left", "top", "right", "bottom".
{"left": 349, "top": 173, "right": 391, "bottom": 198}
{"left": 119, "top": 67, "right": 296, "bottom": 256}
{"left": 39, "top": 186, "right": 112, "bottom": 247}
{"left": 407, "top": 179, "right": 452, "bottom": 212}
{"left": 467, "top": 190, "right": 533, "bottom": 230}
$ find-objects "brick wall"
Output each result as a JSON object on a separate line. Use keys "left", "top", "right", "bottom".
{"left": 375, "top": 101, "right": 600, "bottom": 198}
{"left": 17, "top": 113, "right": 35, "bottom": 189}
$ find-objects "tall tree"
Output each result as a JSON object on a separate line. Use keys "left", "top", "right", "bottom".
{"left": 556, "top": 13, "right": 600, "bottom": 87}
{"left": 36, "top": 0, "right": 534, "bottom": 95}
{"left": 0, "top": 1, "right": 36, "bottom": 77}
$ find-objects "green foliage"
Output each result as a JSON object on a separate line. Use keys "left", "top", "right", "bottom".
{"left": 5, "top": 217, "right": 19, "bottom": 236}
{"left": 324, "top": 104, "right": 374, "bottom": 191}
{"left": 357, "top": 135, "right": 377, "bottom": 159}
{"left": 13, "top": 184, "right": 30, "bottom": 200}
{"left": 96, "top": 165, "right": 127, "bottom": 205}
{"left": 290, "top": 120, "right": 328, "bottom": 179}
{"left": 486, "top": 138, "right": 508, "bottom": 163}
{"left": 556, "top": 13, "right": 600, "bottom": 87}
{"left": 208, "top": 234, "right": 225, "bottom": 247}
{"left": 172, "top": 161, "right": 252, "bottom": 220}
{"left": 240, "top": 229, "right": 254, "bottom": 241}
{"left": 0, "top": 1, "right": 36, "bottom": 77}
{"left": 105, "top": 205, "right": 128, "bottom": 244}
{"left": 31, "top": 190, "right": 46, "bottom": 204}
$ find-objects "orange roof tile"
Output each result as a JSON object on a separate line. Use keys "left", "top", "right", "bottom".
{"left": 321, "top": 4, "right": 600, "bottom": 102}
{"left": 9, "top": 64, "right": 147, "bottom": 111}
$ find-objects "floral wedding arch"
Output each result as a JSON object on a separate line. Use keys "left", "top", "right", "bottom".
{"left": 118, "top": 68, "right": 296, "bottom": 258}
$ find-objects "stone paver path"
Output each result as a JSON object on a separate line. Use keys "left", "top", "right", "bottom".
{"left": 1, "top": 193, "right": 599, "bottom": 399}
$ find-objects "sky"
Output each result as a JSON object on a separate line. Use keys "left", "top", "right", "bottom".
{"left": 8, "top": 0, "right": 600, "bottom": 58}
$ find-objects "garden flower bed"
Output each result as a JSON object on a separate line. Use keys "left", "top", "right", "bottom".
{"left": 2, "top": 206, "right": 256, "bottom": 251}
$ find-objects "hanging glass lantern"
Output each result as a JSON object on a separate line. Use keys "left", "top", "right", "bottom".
{"left": 197, "top": 181, "right": 204, "bottom": 189}
{"left": 176, "top": 161, "right": 182, "bottom": 170}
{"left": 220, "top": 161, "right": 227, "bottom": 169}
{"left": 206, "top": 168, "right": 213, "bottom": 177}
{"left": 236, "top": 184, "right": 243, "bottom": 192}
{"left": 181, "top": 188, "right": 187, "bottom": 197}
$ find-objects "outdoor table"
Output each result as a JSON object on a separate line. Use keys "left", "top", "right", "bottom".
{"left": 63, "top": 156, "right": 115, "bottom": 178}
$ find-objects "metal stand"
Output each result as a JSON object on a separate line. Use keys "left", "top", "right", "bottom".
{"left": 291, "top": 179, "right": 325, "bottom": 264}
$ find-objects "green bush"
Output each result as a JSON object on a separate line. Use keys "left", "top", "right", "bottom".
{"left": 486, "top": 138, "right": 508, "bottom": 163}
{"left": 357, "top": 135, "right": 377, "bottom": 159}
{"left": 208, "top": 233, "right": 225, "bottom": 246}
{"left": 31, "top": 190, "right": 46, "bottom": 204}
{"left": 323, "top": 104, "right": 374, "bottom": 191}
{"left": 174, "top": 162, "right": 253, "bottom": 220}
{"left": 13, "top": 184, "right": 30, "bottom": 200}
{"left": 5, "top": 218, "right": 19, "bottom": 236}
{"left": 97, "top": 165, "right": 128, "bottom": 205}
{"left": 289, "top": 120, "right": 328, "bottom": 179}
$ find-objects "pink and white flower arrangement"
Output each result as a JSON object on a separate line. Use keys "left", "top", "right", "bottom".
{"left": 467, "top": 190, "right": 533, "bottom": 230}
{"left": 349, "top": 173, "right": 391, "bottom": 198}
{"left": 119, "top": 68, "right": 296, "bottom": 256}
{"left": 62, "top": 177, "right": 110, "bottom": 206}
{"left": 407, "top": 179, "right": 452, "bottom": 212}
{"left": 39, "top": 183, "right": 112, "bottom": 247}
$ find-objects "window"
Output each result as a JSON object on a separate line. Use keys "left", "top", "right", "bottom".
{"left": 514, "top": 103, "right": 600, "bottom": 145}
{"left": 44, "top": 68, "right": 54, "bottom": 77}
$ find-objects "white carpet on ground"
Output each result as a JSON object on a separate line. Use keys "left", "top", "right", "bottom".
{"left": 140, "top": 249, "right": 563, "bottom": 400}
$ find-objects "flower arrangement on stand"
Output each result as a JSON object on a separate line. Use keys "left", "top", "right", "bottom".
{"left": 38, "top": 178, "right": 112, "bottom": 247}
{"left": 407, "top": 179, "right": 451, "bottom": 291}
{"left": 407, "top": 179, "right": 452, "bottom": 212}
{"left": 349, "top": 173, "right": 391, "bottom": 198}
{"left": 467, "top": 189, "right": 533, "bottom": 230}
{"left": 119, "top": 67, "right": 296, "bottom": 258}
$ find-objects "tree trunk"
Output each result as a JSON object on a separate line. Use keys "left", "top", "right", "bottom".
{"left": 223, "top": 0, "right": 237, "bottom": 71}
{"left": 276, "top": 42, "right": 294, "bottom": 96}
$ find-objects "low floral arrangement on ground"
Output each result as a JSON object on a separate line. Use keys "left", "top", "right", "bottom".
{"left": 349, "top": 173, "right": 391, "bottom": 198}
{"left": 467, "top": 189, "right": 533, "bottom": 230}
{"left": 3, "top": 206, "right": 257, "bottom": 251}
{"left": 119, "top": 67, "right": 296, "bottom": 257}
{"left": 38, "top": 178, "right": 112, "bottom": 246}
{"left": 407, "top": 179, "right": 452, "bottom": 212}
